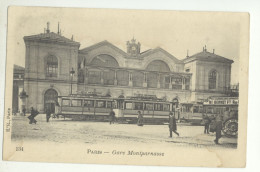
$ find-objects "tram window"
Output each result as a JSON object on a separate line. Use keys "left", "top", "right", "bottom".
{"left": 62, "top": 99, "right": 70, "bottom": 106}
{"left": 107, "top": 101, "right": 113, "bottom": 108}
{"left": 163, "top": 104, "right": 170, "bottom": 111}
{"left": 207, "top": 107, "right": 214, "bottom": 114}
{"left": 186, "top": 106, "right": 191, "bottom": 112}
{"left": 84, "top": 100, "right": 94, "bottom": 107}
{"left": 125, "top": 102, "right": 133, "bottom": 109}
{"left": 198, "top": 106, "right": 203, "bottom": 113}
{"left": 134, "top": 102, "right": 143, "bottom": 110}
{"left": 145, "top": 103, "right": 153, "bottom": 110}
{"left": 71, "top": 100, "right": 82, "bottom": 107}
{"left": 154, "top": 104, "right": 163, "bottom": 111}
{"left": 233, "top": 100, "right": 238, "bottom": 104}
{"left": 193, "top": 106, "right": 199, "bottom": 113}
{"left": 96, "top": 101, "right": 106, "bottom": 108}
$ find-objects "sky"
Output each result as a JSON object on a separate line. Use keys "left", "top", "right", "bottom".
{"left": 7, "top": 7, "right": 243, "bottom": 84}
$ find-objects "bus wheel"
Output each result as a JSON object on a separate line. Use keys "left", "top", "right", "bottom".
{"left": 222, "top": 118, "right": 238, "bottom": 138}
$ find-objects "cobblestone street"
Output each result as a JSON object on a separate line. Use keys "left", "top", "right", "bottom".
{"left": 11, "top": 114, "right": 237, "bottom": 149}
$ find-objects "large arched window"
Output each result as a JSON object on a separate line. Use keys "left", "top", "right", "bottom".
{"left": 90, "top": 54, "right": 119, "bottom": 67}
{"left": 209, "top": 70, "right": 217, "bottom": 89}
{"left": 146, "top": 60, "right": 171, "bottom": 72}
{"left": 46, "top": 55, "right": 58, "bottom": 77}
{"left": 146, "top": 60, "right": 170, "bottom": 88}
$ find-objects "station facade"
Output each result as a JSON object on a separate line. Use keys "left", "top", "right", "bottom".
{"left": 22, "top": 24, "right": 233, "bottom": 113}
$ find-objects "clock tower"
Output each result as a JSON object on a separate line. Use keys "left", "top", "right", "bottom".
{"left": 126, "top": 37, "right": 141, "bottom": 56}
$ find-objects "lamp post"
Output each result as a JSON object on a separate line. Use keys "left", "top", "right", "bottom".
{"left": 70, "top": 68, "right": 75, "bottom": 95}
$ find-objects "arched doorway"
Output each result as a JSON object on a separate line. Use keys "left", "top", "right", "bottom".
{"left": 44, "top": 89, "right": 58, "bottom": 113}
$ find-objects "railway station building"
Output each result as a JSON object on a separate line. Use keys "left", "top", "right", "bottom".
{"left": 22, "top": 23, "right": 233, "bottom": 113}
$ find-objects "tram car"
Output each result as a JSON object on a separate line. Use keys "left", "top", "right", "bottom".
{"left": 203, "top": 96, "right": 239, "bottom": 138}
{"left": 56, "top": 93, "right": 115, "bottom": 121}
{"left": 114, "top": 94, "right": 172, "bottom": 124}
{"left": 180, "top": 102, "right": 204, "bottom": 125}
{"left": 56, "top": 93, "right": 174, "bottom": 124}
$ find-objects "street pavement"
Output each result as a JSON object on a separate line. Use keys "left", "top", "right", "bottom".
{"left": 11, "top": 114, "right": 237, "bottom": 149}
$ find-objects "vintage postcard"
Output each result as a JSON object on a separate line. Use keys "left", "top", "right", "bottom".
{"left": 3, "top": 6, "right": 249, "bottom": 167}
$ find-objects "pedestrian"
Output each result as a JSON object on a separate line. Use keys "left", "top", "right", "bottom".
{"left": 12, "top": 109, "right": 17, "bottom": 116}
{"left": 22, "top": 107, "right": 26, "bottom": 116}
{"left": 109, "top": 109, "right": 116, "bottom": 124}
{"left": 214, "top": 115, "right": 223, "bottom": 144}
{"left": 204, "top": 114, "right": 211, "bottom": 134}
{"left": 137, "top": 111, "right": 144, "bottom": 126}
{"left": 28, "top": 107, "right": 38, "bottom": 124}
{"left": 46, "top": 107, "right": 51, "bottom": 122}
{"left": 169, "top": 112, "right": 179, "bottom": 138}
{"left": 55, "top": 101, "right": 60, "bottom": 119}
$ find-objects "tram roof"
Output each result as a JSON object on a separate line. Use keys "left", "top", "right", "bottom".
{"left": 58, "top": 95, "right": 114, "bottom": 100}
{"left": 202, "top": 104, "right": 238, "bottom": 106}
{"left": 207, "top": 96, "right": 239, "bottom": 99}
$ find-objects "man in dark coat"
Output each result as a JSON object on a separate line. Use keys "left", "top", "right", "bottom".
{"left": 109, "top": 109, "right": 116, "bottom": 124}
{"left": 137, "top": 111, "right": 144, "bottom": 126}
{"left": 204, "top": 114, "right": 211, "bottom": 134}
{"left": 28, "top": 107, "right": 38, "bottom": 124}
{"left": 169, "top": 112, "right": 179, "bottom": 138}
{"left": 46, "top": 107, "right": 51, "bottom": 122}
{"left": 214, "top": 115, "right": 223, "bottom": 144}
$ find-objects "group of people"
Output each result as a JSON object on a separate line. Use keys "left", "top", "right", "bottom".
{"left": 26, "top": 107, "right": 55, "bottom": 124}
{"left": 203, "top": 114, "right": 223, "bottom": 144}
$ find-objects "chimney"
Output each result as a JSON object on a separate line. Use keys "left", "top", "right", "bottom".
{"left": 46, "top": 22, "right": 50, "bottom": 33}
{"left": 186, "top": 50, "right": 189, "bottom": 58}
{"left": 213, "top": 49, "right": 215, "bottom": 54}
